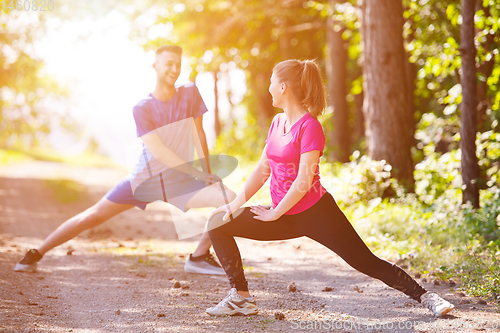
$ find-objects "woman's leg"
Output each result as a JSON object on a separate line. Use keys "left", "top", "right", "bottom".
{"left": 207, "top": 193, "right": 452, "bottom": 316}
{"left": 293, "top": 193, "right": 427, "bottom": 301}
{"left": 207, "top": 208, "right": 302, "bottom": 292}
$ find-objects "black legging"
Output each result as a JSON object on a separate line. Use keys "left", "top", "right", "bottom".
{"left": 207, "top": 192, "right": 427, "bottom": 302}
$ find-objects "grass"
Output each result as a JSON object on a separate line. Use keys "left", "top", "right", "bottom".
{"left": 0, "top": 149, "right": 30, "bottom": 165}
{"left": 452, "top": 246, "right": 500, "bottom": 299}
{"left": 43, "top": 179, "right": 87, "bottom": 204}
{"left": 1, "top": 147, "right": 121, "bottom": 204}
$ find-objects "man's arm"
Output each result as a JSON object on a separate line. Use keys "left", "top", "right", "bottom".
{"left": 193, "top": 115, "right": 213, "bottom": 179}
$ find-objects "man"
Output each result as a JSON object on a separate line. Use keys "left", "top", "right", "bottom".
{"left": 15, "top": 45, "right": 236, "bottom": 275}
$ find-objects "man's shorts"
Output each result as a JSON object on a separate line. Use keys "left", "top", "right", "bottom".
{"left": 104, "top": 176, "right": 207, "bottom": 212}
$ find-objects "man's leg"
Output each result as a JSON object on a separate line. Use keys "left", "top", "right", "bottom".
{"left": 185, "top": 182, "right": 236, "bottom": 256}
{"left": 38, "top": 197, "right": 135, "bottom": 254}
{"left": 182, "top": 182, "right": 236, "bottom": 275}
{"left": 15, "top": 197, "right": 134, "bottom": 272}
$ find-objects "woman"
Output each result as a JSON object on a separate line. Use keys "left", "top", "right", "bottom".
{"left": 205, "top": 59, "right": 454, "bottom": 317}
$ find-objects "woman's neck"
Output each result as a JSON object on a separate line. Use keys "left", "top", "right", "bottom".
{"left": 283, "top": 102, "right": 309, "bottom": 129}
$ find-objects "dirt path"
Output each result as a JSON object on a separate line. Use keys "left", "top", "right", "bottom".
{"left": 0, "top": 161, "right": 499, "bottom": 332}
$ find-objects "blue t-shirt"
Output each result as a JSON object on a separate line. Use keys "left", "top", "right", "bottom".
{"left": 132, "top": 82, "right": 207, "bottom": 137}
{"left": 127, "top": 83, "right": 209, "bottom": 202}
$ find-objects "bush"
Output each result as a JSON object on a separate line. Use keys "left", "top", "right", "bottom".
{"left": 321, "top": 152, "right": 403, "bottom": 206}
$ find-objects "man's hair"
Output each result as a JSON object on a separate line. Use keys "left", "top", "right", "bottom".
{"left": 155, "top": 45, "right": 183, "bottom": 57}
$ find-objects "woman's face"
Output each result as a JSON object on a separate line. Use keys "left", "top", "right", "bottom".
{"left": 269, "top": 72, "right": 284, "bottom": 108}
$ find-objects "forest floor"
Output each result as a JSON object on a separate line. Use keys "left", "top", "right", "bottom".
{"left": 1, "top": 161, "right": 500, "bottom": 333}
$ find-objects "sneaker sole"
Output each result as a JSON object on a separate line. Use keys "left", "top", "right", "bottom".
{"left": 14, "top": 263, "right": 37, "bottom": 272}
{"left": 206, "top": 308, "right": 258, "bottom": 316}
{"left": 437, "top": 305, "right": 454, "bottom": 317}
{"left": 184, "top": 265, "right": 226, "bottom": 276}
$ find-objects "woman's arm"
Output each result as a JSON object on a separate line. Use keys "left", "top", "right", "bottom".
{"left": 209, "top": 145, "right": 271, "bottom": 221}
{"left": 233, "top": 145, "right": 271, "bottom": 206}
{"left": 251, "top": 150, "right": 320, "bottom": 221}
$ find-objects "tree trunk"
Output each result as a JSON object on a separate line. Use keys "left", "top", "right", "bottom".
{"left": 460, "top": 0, "right": 480, "bottom": 207}
{"left": 352, "top": 64, "right": 365, "bottom": 145}
{"left": 354, "top": 90, "right": 365, "bottom": 144}
{"left": 224, "top": 71, "right": 235, "bottom": 128}
{"left": 361, "top": 0, "right": 415, "bottom": 191}
{"left": 325, "top": 3, "right": 351, "bottom": 163}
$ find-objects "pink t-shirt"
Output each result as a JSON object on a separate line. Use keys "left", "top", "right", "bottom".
{"left": 265, "top": 112, "right": 326, "bottom": 215}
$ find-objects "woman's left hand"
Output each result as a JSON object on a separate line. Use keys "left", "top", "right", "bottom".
{"left": 250, "top": 205, "right": 281, "bottom": 222}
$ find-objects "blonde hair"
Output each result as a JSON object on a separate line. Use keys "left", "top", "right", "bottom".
{"left": 273, "top": 59, "right": 326, "bottom": 118}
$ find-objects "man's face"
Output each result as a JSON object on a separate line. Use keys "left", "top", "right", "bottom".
{"left": 154, "top": 51, "right": 182, "bottom": 87}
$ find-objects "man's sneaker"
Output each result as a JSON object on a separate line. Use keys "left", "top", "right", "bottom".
{"left": 184, "top": 252, "right": 226, "bottom": 275}
{"left": 206, "top": 288, "right": 258, "bottom": 316}
{"left": 421, "top": 291, "right": 455, "bottom": 317}
{"left": 14, "top": 249, "right": 43, "bottom": 272}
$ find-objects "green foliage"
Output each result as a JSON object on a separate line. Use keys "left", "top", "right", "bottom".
{"left": 212, "top": 105, "right": 269, "bottom": 164}
{"left": 477, "top": 131, "right": 500, "bottom": 188}
{"left": 405, "top": 0, "right": 500, "bottom": 134}
{"left": 322, "top": 152, "right": 401, "bottom": 205}
{"left": 0, "top": 11, "right": 71, "bottom": 149}
{"left": 0, "top": 148, "right": 31, "bottom": 165}
{"left": 414, "top": 149, "right": 462, "bottom": 205}
{"left": 414, "top": 112, "right": 500, "bottom": 202}
{"left": 0, "top": 147, "right": 119, "bottom": 168}
{"left": 1, "top": 0, "right": 135, "bottom": 150}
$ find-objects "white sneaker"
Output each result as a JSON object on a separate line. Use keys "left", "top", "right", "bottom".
{"left": 421, "top": 292, "right": 455, "bottom": 316}
{"left": 206, "top": 288, "right": 258, "bottom": 316}
{"left": 184, "top": 253, "right": 226, "bottom": 275}
{"left": 14, "top": 262, "right": 38, "bottom": 272}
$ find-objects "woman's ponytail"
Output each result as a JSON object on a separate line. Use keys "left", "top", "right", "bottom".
{"left": 301, "top": 60, "right": 326, "bottom": 118}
